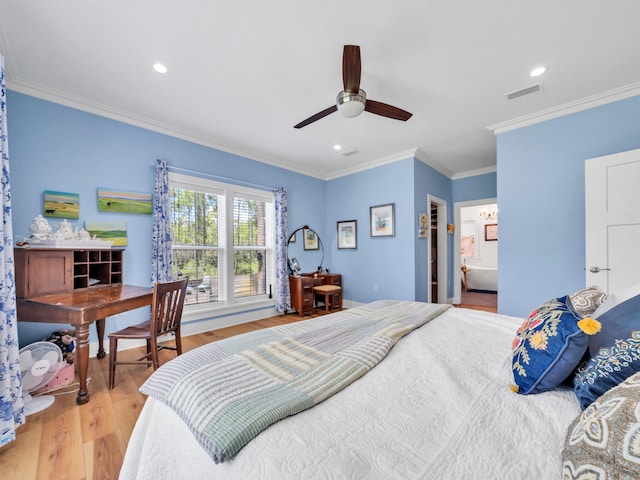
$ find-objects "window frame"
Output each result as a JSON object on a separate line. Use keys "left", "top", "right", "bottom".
{"left": 169, "top": 172, "right": 276, "bottom": 321}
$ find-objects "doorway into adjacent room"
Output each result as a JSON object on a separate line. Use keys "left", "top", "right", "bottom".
{"left": 427, "top": 195, "right": 447, "bottom": 304}
{"left": 454, "top": 199, "right": 498, "bottom": 312}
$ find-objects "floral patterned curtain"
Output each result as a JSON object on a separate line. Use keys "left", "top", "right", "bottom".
{"left": 274, "top": 187, "right": 290, "bottom": 312}
{"left": 0, "top": 54, "right": 25, "bottom": 447}
{"left": 150, "top": 159, "right": 173, "bottom": 283}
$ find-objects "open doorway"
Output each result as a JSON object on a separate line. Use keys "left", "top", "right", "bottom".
{"left": 453, "top": 199, "right": 497, "bottom": 312}
{"left": 427, "top": 195, "right": 447, "bottom": 304}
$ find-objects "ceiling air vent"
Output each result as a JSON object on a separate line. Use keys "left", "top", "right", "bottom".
{"left": 505, "top": 84, "right": 543, "bottom": 101}
{"left": 341, "top": 149, "right": 359, "bottom": 157}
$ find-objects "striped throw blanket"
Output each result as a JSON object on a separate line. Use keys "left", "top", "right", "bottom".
{"left": 140, "top": 300, "right": 451, "bottom": 463}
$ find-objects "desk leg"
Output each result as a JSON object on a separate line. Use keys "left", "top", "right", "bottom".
{"left": 75, "top": 324, "right": 90, "bottom": 405}
{"left": 96, "top": 318, "right": 106, "bottom": 359}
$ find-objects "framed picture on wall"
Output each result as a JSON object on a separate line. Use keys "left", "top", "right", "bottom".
{"left": 418, "top": 212, "right": 429, "bottom": 238}
{"left": 485, "top": 223, "right": 498, "bottom": 241}
{"left": 370, "top": 203, "right": 395, "bottom": 237}
{"left": 337, "top": 220, "right": 357, "bottom": 249}
{"left": 303, "top": 229, "right": 319, "bottom": 250}
{"left": 43, "top": 190, "right": 80, "bottom": 219}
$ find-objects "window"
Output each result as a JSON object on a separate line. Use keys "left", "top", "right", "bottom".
{"left": 169, "top": 172, "right": 275, "bottom": 313}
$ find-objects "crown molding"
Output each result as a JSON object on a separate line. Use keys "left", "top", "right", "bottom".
{"left": 6, "top": 78, "right": 328, "bottom": 180}
{"left": 452, "top": 165, "right": 497, "bottom": 180}
{"left": 413, "top": 148, "right": 455, "bottom": 179}
{"left": 325, "top": 148, "right": 420, "bottom": 180}
{"left": 7, "top": 78, "right": 496, "bottom": 183}
{"left": 487, "top": 82, "right": 640, "bottom": 134}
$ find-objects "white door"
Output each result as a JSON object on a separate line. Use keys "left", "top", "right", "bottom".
{"left": 585, "top": 148, "right": 640, "bottom": 293}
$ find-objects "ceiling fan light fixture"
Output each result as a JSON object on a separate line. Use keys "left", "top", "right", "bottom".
{"left": 336, "top": 90, "right": 366, "bottom": 118}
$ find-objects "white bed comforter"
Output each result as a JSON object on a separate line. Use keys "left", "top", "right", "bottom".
{"left": 120, "top": 306, "right": 580, "bottom": 480}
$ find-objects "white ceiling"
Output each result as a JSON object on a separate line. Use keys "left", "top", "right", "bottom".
{"left": 1, "top": 1, "right": 640, "bottom": 180}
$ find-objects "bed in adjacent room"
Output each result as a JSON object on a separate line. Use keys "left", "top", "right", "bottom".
{"left": 120, "top": 290, "right": 640, "bottom": 479}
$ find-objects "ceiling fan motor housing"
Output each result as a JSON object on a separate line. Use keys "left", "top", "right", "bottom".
{"left": 336, "top": 89, "right": 366, "bottom": 118}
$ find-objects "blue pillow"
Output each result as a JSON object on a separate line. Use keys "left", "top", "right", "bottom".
{"left": 574, "top": 291, "right": 640, "bottom": 409}
{"left": 588, "top": 289, "right": 640, "bottom": 356}
{"left": 512, "top": 296, "right": 588, "bottom": 395}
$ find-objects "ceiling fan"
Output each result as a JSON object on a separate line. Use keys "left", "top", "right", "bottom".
{"left": 294, "top": 45, "right": 413, "bottom": 129}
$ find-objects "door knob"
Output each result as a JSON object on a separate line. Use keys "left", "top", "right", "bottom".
{"left": 589, "top": 266, "right": 611, "bottom": 273}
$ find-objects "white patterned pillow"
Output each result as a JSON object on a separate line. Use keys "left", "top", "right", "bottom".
{"left": 569, "top": 286, "right": 608, "bottom": 318}
{"left": 562, "top": 371, "right": 640, "bottom": 479}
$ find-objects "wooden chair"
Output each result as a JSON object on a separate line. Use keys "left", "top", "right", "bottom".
{"left": 108, "top": 277, "right": 188, "bottom": 389}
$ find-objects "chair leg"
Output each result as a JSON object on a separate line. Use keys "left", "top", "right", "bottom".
{"left": 175, "top": 328, "right": 183, "bottom": 356}
{"left": 150, "top": 337, "right": 160, "bottom": 370}
{"left": 109, "top": 337, "right": 117, "bottom": 389}
{"left": 145, "top": 339, "right": 152, "bottom": 367}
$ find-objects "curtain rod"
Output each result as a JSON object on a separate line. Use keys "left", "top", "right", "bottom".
{"left": 161, "top": 164, "right": 275, "bottom": 192}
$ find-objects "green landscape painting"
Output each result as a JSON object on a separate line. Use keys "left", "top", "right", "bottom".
{"left": 97, "top": 188, "right": 152, "bottom": 214}
{"left": 85, "top": 221, "right": 128, "bottom": 246}
{"left": 43, "top": 190, "right": 80, "bottom": 218}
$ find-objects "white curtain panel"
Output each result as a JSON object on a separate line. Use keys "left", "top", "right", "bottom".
{"left": 0, "top": 53, "right": 25, "bottom": 447}
{"left": 274, "top": 187, "right": 290, "bottom": 312}
{"left": 150, "top": 158, "right": 173, "bottom": 283}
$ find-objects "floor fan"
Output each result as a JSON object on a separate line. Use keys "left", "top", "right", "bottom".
{"left": 19, "top": 341, "right": 63, "bottom": 415}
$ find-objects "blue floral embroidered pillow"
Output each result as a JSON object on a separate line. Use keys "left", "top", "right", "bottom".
{"left": 512, "top": 296, "right": 588, "bottom": 395}
{"left": 574, "top": 291, "right": 640, "bottom": 410}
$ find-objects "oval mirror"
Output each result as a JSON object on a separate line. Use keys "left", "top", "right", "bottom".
{"left": 287, "top": 226, "right": 324, "bottom": 274}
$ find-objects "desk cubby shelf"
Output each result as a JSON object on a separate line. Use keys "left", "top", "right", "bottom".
{"left": 15, "top": 247, "right": 124, "bottom": 299}
{"left": 73, "top": 249, "right": 123, "bottom": 289}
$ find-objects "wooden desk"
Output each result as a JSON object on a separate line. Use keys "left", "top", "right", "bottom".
{"left": 289, "top": 273, "right": 341, "bottom": 316}
{"left": 17, "top": 284, "right": 153, "bottom": 404}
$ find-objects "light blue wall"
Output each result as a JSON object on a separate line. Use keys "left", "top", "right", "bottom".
{"left": 497, "top": 95, "right": 640, "bottom": 317}
{"left": 326, "top": 158, "right": 417, "bottom": 303}
{"left": 452, "top": 172, "right": 497, "bottom": 203}
{"left": 8, "top": 91, "right": 326, "bottom": 345}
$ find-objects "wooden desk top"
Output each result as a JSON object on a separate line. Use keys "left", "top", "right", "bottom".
{"left": 17, "top": 284, "right": 153, "bottom": 325}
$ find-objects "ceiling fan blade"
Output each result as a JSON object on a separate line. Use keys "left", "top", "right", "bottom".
{"left": 294, "top": 105, "right": 338, "bottom": 129}
{"left": 342, "top": 45, "right": 361, "bottom": 93}
{"left": 365, "top": 100, "right": 413, "bottom": 121}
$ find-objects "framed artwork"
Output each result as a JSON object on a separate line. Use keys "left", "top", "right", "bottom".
{"left": 461, "top": 220, "right": 476, "bottom": 257}
{"left": 418, "top": 212, "right": 429, "bottom": 238}
{"left": 303, "top": 229, "right": 319, "bottom": 250}
{"left": 337, "top": 220, "right": 357, "bottom": 249}
{"left": 86, "top": 221, "right": 128, "bottom": 246}
{"left": 97, "top": 188, "right": 152, "bottom": 214}
{"left": 370, "top": 203, "right": 395, "bottom": 237}
{"left": 43, "top": 190, "right": 79, "bottom": 219}
{"left": 485, "top": 223, "right": 498, "bottom": 241}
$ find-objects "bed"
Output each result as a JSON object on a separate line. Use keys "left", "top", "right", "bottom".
{"left": 119, "top": 299, "right": 588, "bottom": 479}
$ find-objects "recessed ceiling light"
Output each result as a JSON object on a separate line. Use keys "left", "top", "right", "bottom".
{"left": 530, "top": 66, "right": 547, "bottom": 77}
{"left": 153, "top": 63, "right": 168, "bottom": 74}
{"left": 333, "top": 144, "right": 342, "bottom": 151}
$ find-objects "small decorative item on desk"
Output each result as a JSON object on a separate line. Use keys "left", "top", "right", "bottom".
{"left": 29, "top": 214, "right": 52, "bottom": 240}
{"left": 25, "top": 215, "right": 112, "bottom": 248}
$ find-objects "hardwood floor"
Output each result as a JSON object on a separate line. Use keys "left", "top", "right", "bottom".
{"left": 0, "top": 301, "right": 494, "bottom": 479}
{"left": 0, "top": 311, "right": 309, "bottom": 480}
{"left": 457, "top": 289, "right": 498, "bottom": 313}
